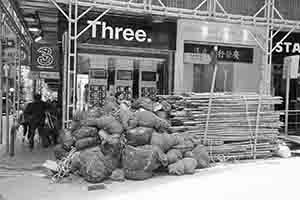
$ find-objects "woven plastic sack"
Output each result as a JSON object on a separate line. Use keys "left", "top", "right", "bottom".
{"left": 126, "top": 127, "right": 153, "bottom": 146}
{"left": 192, "top": 145, "right": 210, "bottom": 169}
{"left": 151, "top": 132, "right": 181, "bottom": 153}
{"left": 168, "top": 160, "right": 185, "bottom": 175}
{"left": 75, "top": 137, "right": 100, "bottom": 151}
{"left": 166, "top": 149, "right": 183, "bottom": 164}
{"left": 135, "top": 110, "right": 170, "bottom": 131}
{"left": 77, "top": 147, "right": 118, "bottom": 183}
{"left": 122, "top": 145, "right": 167, "bottom": 172}
{"left": 97, "top": 115, "right": 124, "bottom": 135}
{"left": 173, "top": 139, "right": 195, "bottom": 154}
{"left": 124, "top": 169, "right": 153, "bottom": 180}
{"left": 184, "top": 151, "right": 194, "bottom": 158}
{"left": 110, "top": 169, "right": 125, "bottom": 182}
{"left": 119, "top": 103, "right": 136, "bottom": 130}
{"left": 182, "top": 158, "right": 197, "bottom": 174}
{"left": 72, "top": 127, "right": 98, "bottom": 140}
{"left": 103, "top": 101, "right": 118, "bottom": 114}
{"left": 132, "top": 97, "right": 154, "bottom": 111}
{"left": 99, "top": 132, "right": 122, "bottom": 160}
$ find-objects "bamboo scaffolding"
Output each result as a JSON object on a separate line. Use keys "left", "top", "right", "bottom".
{"left": 162, "top": 93, "right": 282, "bottom": 160}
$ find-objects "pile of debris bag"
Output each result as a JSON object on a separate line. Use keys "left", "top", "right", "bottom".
{"left": 53, "top": 97, "right": 210, "bottom": 183}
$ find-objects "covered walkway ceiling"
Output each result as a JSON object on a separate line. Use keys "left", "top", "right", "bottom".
{"left": 15, "top": 0, "right": 58, "bottom": 43}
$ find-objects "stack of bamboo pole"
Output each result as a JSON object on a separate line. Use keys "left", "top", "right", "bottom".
{"left": 161, "top": 93, "right": 283, "bottom": 160}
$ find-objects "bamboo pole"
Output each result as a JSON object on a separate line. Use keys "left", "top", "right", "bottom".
{"left": 204, "top": 48, "right": 218, "bottom": 143}
{"left": 285, "top": 62, "right": 290, "bottom": 135}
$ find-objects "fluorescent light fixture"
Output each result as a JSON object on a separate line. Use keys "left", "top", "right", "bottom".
{"left": 223, "top": 27, "right": 229, "bottom": 41}
{"left": 202, "top": 26, "right": 208, "bottom": 38}
{"left": 34, "top": 36, "right": 42, "bottom": 42}
{"left": 29, "top": 27, "right": 41, "bottom": 32}
{"left": 243, "top": 29, "right": 248, "bottom": 41}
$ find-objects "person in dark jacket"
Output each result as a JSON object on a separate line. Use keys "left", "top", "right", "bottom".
{"left": 24, "top": 93, "right": 51, "bottom": 150}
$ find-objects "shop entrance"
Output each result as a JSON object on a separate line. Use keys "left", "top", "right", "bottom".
{"left": 77, "top": 53, "right": 168, "bottom": 110}
{"left": 193, "top": 63, "right": 233, "bottom": 93}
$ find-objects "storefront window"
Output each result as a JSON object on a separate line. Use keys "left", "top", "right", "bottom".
{"left": 77, "top": 54, "right": 167, "bottom": 109}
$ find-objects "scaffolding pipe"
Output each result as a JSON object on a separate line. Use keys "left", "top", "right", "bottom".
{"left": 194, "top": 0, "right": 207, "bottom": 11}
{"left": 77, "top": 5, "right": 94, "bottom": 21}
{"left": 0, "top": 13, "right": 4, "bottom": 144}
{"left": 48, "top": 0, "right": 72, "bottom": 21}
{"left": 48, "top": 0, "right": 300, "bottom": 134}
{"left": 271, "top": 27, "right": 296, "bottom": 53}
{"left": 215, "top": 0, "right": 227, "bottom": 15}
{"left": 76, "top": 8, "right": 111, "bottom": 39}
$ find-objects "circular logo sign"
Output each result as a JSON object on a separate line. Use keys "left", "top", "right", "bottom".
{"left": 37, "top": 47, "right": 54, "bottom": 66}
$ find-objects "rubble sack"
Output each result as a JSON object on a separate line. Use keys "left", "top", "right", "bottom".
{"left": 134, "top": 110, "right": 170, "bottom": 131}
{"left": 122, "top": 145, "right": 167, "bottom": 180}
{"left": 168, "top": 158, "right": 198, "bottom": 176}
{"left": 151, "top": 132, "right": 181, "bottom": 153}
{"left": 75, "top": 147, "right": 118, "bottom": 183}
{"left": 192, "top": 145, "right": 210, "bottom": 169}
{"left": 126, "top": 127, "right": 153, "bottom": 146}
{"left": 75, "top": 137, "right": 100, "bottom": 151}
{"left": 72, "top": 126, "right": 98, "bottom": 140}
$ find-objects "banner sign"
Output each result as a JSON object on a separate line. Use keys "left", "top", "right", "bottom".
{"left": 31, "top": 44, "right": 59, "bottom": 72}
{"left": 73, "top": 15, "right": 177, "bottom": 50}
{"left": 184, "top": 44, "right": 254, "bottom": 64}
{"left": 273, "top": 31, "right": 300, "bottom": 64}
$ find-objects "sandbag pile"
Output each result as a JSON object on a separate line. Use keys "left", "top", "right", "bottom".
{"left": 160, "top": 93, "right": 283, "bottom": 160}
{"left": 53, "top": 97, "right": 211, "bottom": 183}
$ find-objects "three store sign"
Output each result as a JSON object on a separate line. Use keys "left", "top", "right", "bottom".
{"left": 184, "top": 44, "right": 254, "bottom": 64}
{"left": 31, "top": 44, "right": 59, "bottom": 72}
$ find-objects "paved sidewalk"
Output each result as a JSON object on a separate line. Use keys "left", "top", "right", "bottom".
{"left": 0, "top": 117, "right": 55, "bottom": 170}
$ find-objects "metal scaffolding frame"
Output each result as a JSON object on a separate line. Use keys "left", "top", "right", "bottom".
{"left": 48, "top": 0, "right": 300, "bottom": 129}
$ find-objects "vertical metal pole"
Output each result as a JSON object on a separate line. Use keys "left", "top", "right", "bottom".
{"left": 62, "top": 32, "right": 67, "bottom": 127}
{"left": 66, "top": 0, "right": 72, "bottom": 127}
{"left": 285, "top": 64, "right": 290, "bottom": 135}
{"left": 0, "top": 14, "right": 4, "bottom": 144}
{"left": 6, "top": 66, "right": 10, "bottom": 153}
{"left": 17, "top": 41, "right": 21, "bottom": 117}
{"left": 74, "top": 0, "right": 78, "bottom": 112}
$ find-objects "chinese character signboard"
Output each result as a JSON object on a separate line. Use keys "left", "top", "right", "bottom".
{"left": 184, "top": 44, "right": 254, "bottom": 64}
{"left": 31, "top": 44, "right": 59, "bottom": 72}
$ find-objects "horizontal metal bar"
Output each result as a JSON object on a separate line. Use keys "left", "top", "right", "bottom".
{"left": 52, "top": 0, "right": 300, "bottom": 31}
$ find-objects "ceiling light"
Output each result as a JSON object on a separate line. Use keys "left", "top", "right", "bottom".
{"left": 29, "top": 27, "right": 41, "bottom": 32}
{"left": 34, "top": 36, "right": 42, "bottom": 42}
